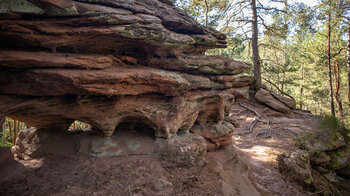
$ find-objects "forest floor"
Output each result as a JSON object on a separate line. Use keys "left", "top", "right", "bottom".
{"left": 0, "top": 101, "right": 349, "bottom": 195}
{"left": 231, "top": 100, "right": 350, "bottom": 196}
{"left": 231, "top": 100, "right": 312, "bottom": 195}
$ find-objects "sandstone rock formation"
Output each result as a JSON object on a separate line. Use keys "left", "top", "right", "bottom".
{"left": 278, "top": 119, "right": 350, "bottom": 194}
{"left": 278, "top": 150, "right": 314, "bottom": 188}
{"left": 0, "top": 0, "right": 254, "bottom": 151}
{"left": 254, "top": 88, "right": 296, "bottom": 113}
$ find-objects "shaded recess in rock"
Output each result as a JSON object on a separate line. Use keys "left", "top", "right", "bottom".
{"left": 0, "top": 0, "right": 256, "bottom": 161}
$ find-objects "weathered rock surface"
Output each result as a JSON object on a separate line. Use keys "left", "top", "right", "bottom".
{"left": 0, "top": 128, "right": 260, "bottom": 196}
{"left": 155, "top": 133, "right": 207, "bottom": 167}
{"left": 0, "top": 115, "right": 4, "bottom": 132}
{"left": 327, "top": 143, "right": 350, "bottom": 170}
{"left": 337, "top": 165, "right": 350, "bottom": 179}
{"left": 0, "top": 147, "right": 13, "bottom": 163}
{"left": 254, "top": 88, "right": 296, "bottom": 113}
{"left": 270, "top": 91, "right": 297, "bottom": 110}
{"left": 278, "top": 150, "right": 314, "bottom": 188}
{"left": 0, "top": 0, "right": 253, "bottom": 143}
{"left": 191, "top": 121, "right": 235, "bottom": 151}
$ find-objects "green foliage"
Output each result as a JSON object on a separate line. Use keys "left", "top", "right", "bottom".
{"left": 319, "top": 114, "right": 349, "bottom": 137}
{"left": 0, "top": 132, "right": 12, "bottom": 148}
{"left": 175, "top": 0, "right": 350, "bottom": 119}
{"left": 68, "top": 120, "right": 91, "bottom": 131}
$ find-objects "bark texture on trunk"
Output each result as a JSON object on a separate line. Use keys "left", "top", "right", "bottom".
{"left": 204, "top": 0, "right": 209, "bottom": 27}
{"left": 251, "top": 0, "right": 261, "bottom": 89}
{"left": 299, "top": 66, "right": 304, "bottom": 109}
{"left": 327, "top": 12, "right": 335, "bottom": 117}
{"left": 347, "top": 24, "right": 350, "bottom": 106}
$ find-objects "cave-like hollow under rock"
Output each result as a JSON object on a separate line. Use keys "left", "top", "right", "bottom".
{"left": 0, "top": 0, "right": 256, "bottom": 152}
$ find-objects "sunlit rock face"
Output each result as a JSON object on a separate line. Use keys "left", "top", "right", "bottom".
{"left": 0, "top": 0, "right": 254, "bottom": 149}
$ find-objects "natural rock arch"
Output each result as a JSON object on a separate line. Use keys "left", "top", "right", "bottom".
{"left": 113, "top": 115, "right": 159, "bottom": 138}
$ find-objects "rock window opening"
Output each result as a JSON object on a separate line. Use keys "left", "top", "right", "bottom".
{"left": 68, "top": 120, "right": 91, "bottom": 132}
{"left": 1, "top": 117, "right": 32, "bottom": 147}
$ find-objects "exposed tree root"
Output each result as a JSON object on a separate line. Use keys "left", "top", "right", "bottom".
{"left": 235, "top": 103, "right": 275, "bottom": 139}
{"left": 253, "top": 120, "right": 274, "bottom": 139}
{"left": 238, "top": 103, "right": 261, "bottom": 118}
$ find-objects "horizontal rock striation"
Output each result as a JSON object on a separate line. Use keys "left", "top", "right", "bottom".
{"left": 0, "top": 0, "right": 254, "bottom": 149}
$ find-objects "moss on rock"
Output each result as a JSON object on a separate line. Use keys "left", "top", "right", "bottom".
{"left": 0, "top": 0, "right": 43, "bottom": 14}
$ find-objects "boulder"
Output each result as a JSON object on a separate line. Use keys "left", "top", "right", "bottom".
{"left": 254, "top": 89, "right": 291, "bottom": 113}
{"left": 154, "top": 134, "right": 207, "bottom": 167}
{"left": 191, "top": 121, "right": 235, "bottom": 151}
{"left": 310, "top": 151, "right": 331, "bottom": 166}
{"left": 297, "top": 130, "right": 346, "bottom": 153}
{"left": 278, "top": 150, "right": 314, "bottom": 188}
{"left": 326, "top": 144, "right": 350, "bottom": 170}
{"left": 270, "top": 91, "right": 296, "bottom": 109}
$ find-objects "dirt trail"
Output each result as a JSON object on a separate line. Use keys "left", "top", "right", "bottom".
{"left": 230, "top": 101, "right": 315, "bottom": 195}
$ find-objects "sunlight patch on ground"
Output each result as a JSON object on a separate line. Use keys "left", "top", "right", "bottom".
{"left": 20, "top": 158, "right": 44, "bottom": 169}
{"left": 241, "top": 145, "right": 275, "bottom": 164}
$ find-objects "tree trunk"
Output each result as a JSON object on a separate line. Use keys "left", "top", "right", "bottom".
{"left": 334, "top": 61, "right": 343, "bottom": 117}
{"left": 299, "top": 66, "right": 304, "bottom": 109}
{"left": 204, "top": 0, "right": 209, "bottom": 27}
{"left": 281, "top": 71, "right": 286, "bottom": 94}
{"left": 251, "top": 0, "right": 261, "bottom": 89}
{"left": 347, "top": 23, "right": 350, "bottom": 107}
{"left": 327, "top": 12, "right": 335, "bottom": 117}
{"left": 9, "top": 120, "right": 13, "bottom": 144}
{"left": 13, "top": 120, "right": 17, "bottom": 145}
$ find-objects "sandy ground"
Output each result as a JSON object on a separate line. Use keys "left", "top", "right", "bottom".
{"left": 231, "top": 100, "right": 350, "bottom": 196}
{"left": 0, "top": 124, "right": 257, "bottom": 196}
{"left": 230, "top": 100, "right": 312, "bottom": 196}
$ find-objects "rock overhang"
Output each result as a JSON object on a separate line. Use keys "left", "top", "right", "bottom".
{"left": 0, "top": 0, "right": 254, "bottom": 154}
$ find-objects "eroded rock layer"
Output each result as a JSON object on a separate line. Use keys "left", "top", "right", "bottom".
{"left": 0, "top": 0, "right": 254, "bottom": 149}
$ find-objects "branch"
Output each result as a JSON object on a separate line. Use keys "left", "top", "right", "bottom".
{"left": 232, "top": 19, "right": 253, "bottom": 22}
{"left": 257, "top": 15, "right": 282, "bottom": 35}
{"left": 262, "top": 78, "right": 296, "bottom": 100}
{"left": 257, "top": 6, "right": 287, "bottom": 13}
{"left": 259, "top": 43, "right": 286, "bottom": 55}
{"left": 270, "top": 0, "right": 285, "bottom": 2}
{"left": 331, "top": 47, "right": 347, "bottom": 58}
